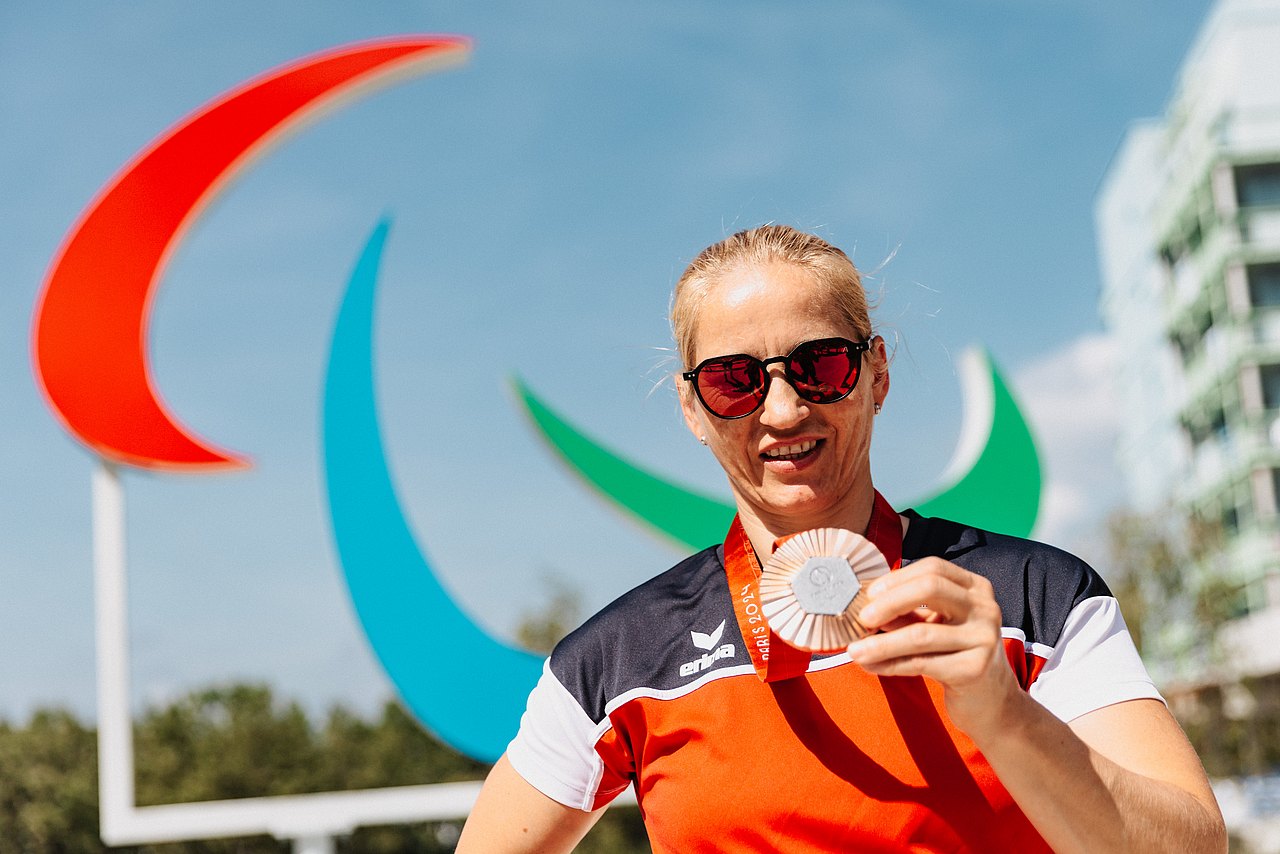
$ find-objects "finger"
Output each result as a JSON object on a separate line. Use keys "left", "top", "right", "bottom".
{"left": 847, "top": 619, "right": 989, "bottom": 666}
{"left": 858, "top": 573, "right": 972, "bottom": 628}
{"left": 877, "top": 612, "right": 927, "bottom": 633}
{"left": 847, "top": 625, "right": 1000, "bottom": 688}
{"left": 867, "top": 557, "right": 975, "bottom": 594}
{"left": 853, "top": 647, "right": 995, "bottom": 683}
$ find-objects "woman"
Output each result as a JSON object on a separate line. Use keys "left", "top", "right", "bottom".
{"left": 458, "top": 226, "right": 1226, "bottom": 852}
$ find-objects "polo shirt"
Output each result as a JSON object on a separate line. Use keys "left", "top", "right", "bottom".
{"left": 507, "top": 512, "right": 1162, "bottom": 852}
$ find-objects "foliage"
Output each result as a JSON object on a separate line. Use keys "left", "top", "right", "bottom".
{"left": 0, "top": 710, "right": 100, "bottom": 854}
{"left": 0, "top": 589, "right": 648, "bottom": 852}
{"left": 0, "top": 686, "right": 497, "bottom": 853}
{"left": 0, "top": 576, "right": 650, "bottom": 852}
{"left": 1176, "top": 673, "right": 1280, "bottom": 778}
{"left": 1105, "top": 508, "right": 1240, "bottom": 673}
{"left": 1105, "top": 507, "right": 1271, "bottom": 779}
{"left": 514, "top": 576, "right": 583, "bottom": 656}
{"left": 135, "top": 685, "right": 321, "bottom": 806}
{"left": 0, "top": 688, "right": 485, "bottom": 853}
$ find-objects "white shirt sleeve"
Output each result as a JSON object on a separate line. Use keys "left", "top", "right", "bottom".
{"left": 505, "top": 660, "right": 626, "bottom": 811}
{"left": 1029, "top": 595, "right": 1165, "bottom": 723}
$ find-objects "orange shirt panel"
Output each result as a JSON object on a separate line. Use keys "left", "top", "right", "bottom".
{"left": 608, "top": 662, "right": 1052, "bottom": 854}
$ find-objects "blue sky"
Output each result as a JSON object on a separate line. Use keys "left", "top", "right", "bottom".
{"left": 1, "top": 1, "right": 1211, "bottom": 723}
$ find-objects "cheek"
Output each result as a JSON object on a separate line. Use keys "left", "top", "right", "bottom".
{"left": 833, "top": 409, "right": 875, "bottom": 461}
{"left": 704, "top": 426, "right": 760, "bottom": 474}
{"left": 708, "top": 426, "right": 750, "bottom": 457}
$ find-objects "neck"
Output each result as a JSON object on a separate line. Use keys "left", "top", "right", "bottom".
{"left": 734, "top": 482, "right": 877, "bottom": 561}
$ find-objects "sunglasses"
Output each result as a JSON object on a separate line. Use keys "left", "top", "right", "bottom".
{"left": 682, "top": 337, "right": 870, "bottom": 419}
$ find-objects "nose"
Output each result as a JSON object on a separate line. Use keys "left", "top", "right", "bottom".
{"left": 757, "top": 366, "right": 808, "bottom": 430}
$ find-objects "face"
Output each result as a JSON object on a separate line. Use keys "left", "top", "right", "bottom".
{"left": 679, "top": 261, "right": 889, "bottom": 534}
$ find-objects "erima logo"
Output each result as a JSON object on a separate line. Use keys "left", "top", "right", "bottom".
{"left": 680, "top": 619, "right": 736, "bottom": 678}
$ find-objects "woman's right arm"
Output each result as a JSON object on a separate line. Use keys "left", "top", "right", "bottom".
{"left": 456, "top": 754, "right": 605, "bottom": 853}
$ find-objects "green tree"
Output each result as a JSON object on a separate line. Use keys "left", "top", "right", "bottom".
{"left": 132, "top": 685, "right": 492, "bottom": 852}
{"left": 0, "top": 709, "right": 100, "bottom": 854}
{"left": 0, "top": 573, "right": 650, "bottom": 852}
{"left": 515, "top": 576, "right": 583, "bottom": 655}
{"left": 1106, "top": 508, "right": 1262, "bottom": 779}
{"left": 318, "top": 701, "right": 487, "bottom": 793}
{"left": 328, "top": 701, "right": 488, "bottom": 853}
{"left": 1106, "top": 509, "right": 1240, "bottom": 671}
{"left": 135, "top": 685, "right": 321, "bottom": 806}
{"left": 3, "top": 687, "right": 493, "bottom": 852}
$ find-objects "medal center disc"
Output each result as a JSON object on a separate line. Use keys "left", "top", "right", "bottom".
{"left": 790, "top": 556, "right": 859, "bottom": 616}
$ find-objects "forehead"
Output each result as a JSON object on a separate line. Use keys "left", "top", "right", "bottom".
{"left": 692, "top": 261, "right": 853, "bottom": 360}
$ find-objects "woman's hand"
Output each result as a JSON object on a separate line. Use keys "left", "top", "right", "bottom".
{"left": 845, "top": 556, "right": 1018, "bottom": 738}
{"left": 845, "top": 556, "right": 1226, "bottom": 853}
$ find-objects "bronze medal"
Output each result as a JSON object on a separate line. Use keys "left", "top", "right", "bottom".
{"left": 759, "top": 528, "right": 891, "bottom": 652}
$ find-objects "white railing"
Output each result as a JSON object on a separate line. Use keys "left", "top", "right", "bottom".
{"left": 1254, "top": 311, "right": 1280, "bottom": 358}
{"left": 1184, "top": 325, "right": 1246, "bottom": 407}
{"left": 1243, "top": 208, "right": 1280, "bottom": 250}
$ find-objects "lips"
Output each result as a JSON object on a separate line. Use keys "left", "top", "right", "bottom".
{"left": 761, "top": 439, "right": 821, "bottom": 462}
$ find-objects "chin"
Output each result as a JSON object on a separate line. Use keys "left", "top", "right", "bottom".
{"left": 759, "top": 487, "right": 836, "bottom": 524}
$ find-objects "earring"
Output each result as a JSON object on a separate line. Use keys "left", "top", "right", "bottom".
{"left": 699, "top": 435, "right": 708, "bottom": 446}
{"left": 873, "top": 403, "right": 882, "bottom": 415}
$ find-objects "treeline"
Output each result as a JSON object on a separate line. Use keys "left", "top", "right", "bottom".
{"left": 0, "top": 684, "right": 649, "bottom": 853}
{"left": 1105, "top": 509, "right": 1280, "bottom": 779}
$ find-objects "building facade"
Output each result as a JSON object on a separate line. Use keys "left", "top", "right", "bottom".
{"left": 1097, "top": 0, "right": 1280, "bottom": 680}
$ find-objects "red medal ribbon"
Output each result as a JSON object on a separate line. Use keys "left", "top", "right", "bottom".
{"left": 724, "top": 490, "right": 903, "bottom": 682}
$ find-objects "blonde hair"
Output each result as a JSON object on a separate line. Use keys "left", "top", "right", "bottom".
{"left": 670, "top": 225, "right": 872, "bottom": 368}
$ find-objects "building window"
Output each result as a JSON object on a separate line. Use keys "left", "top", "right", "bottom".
{"left": 1222, "top": 502, "right": 1239, "bottom": 536}
{"left": 1184, "top": 407, "right": 1227, "bottom": 450}
{"left": 1210, "top": 408, "right": 1227, "bottom": 440}
{"left": 1236, "top": 163, "right": 1280, "bottom": 208}
{"left": 1264, "top": 364, "right": 1280, "bottom": 410}
{"left": 1249, "top": 263, "right": 1280, "bottom": 308}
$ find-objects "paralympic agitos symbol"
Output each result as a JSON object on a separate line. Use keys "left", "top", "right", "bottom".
{"left": 31, "top": 38, "right": 1040, "bottom": 764}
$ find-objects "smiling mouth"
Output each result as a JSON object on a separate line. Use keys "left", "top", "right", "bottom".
{"left": 761, "top": 439, "right": 822, "bottom": 462}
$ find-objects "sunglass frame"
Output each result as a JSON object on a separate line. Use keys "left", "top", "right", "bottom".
{"left": 682, "top": 336, "right": 870, "bottom": 420}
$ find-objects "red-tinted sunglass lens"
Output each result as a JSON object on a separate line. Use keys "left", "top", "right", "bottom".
{"left": 788, "top": 341, "right": 859, "bottom": 403}
{"left": 697, "top": 357, "right": 765, "bottom": 418}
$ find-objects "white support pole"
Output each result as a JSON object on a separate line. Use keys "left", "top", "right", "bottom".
{"left": 293, "top": 836, "right": 337, "bottom": 854}
{"left": 93, "top": 461, "right": 135, "bottom": 841}
{"left": 85, "top": 456, "right": 635, "bottom": 846}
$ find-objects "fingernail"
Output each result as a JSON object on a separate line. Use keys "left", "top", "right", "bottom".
{"left": 868, "top": 579, "right": 886, "bottom": 597}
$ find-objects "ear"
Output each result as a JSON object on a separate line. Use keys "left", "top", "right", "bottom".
{"left": 678, "top": 377, "right": 708, "bottom": 443}
{"left": 869, "top": 335, "right": 890, "bottom": 407}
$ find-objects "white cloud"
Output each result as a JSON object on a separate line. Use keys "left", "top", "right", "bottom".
{"left": 1015, "top": 332, "right": 1125, "bottom": 565}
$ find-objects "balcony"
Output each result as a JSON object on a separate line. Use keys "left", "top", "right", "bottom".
{"left": 1166, "top": 221, "right": 1238, "bottom": 321}
{"left": 1188, "top": 435, "right": 1228, "bottom": 500}
{"left": 1181, "top": 324, "right": 1245, "bottom": 409}
{"left": 1241, "top": 208, "right": 1280, "bottom": 251}
{"left": 1184, "top": 429, "right": 1262, "bottom": 505}
{"left": 1252, "top": 311, "right": 1280, "bottom": 364}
